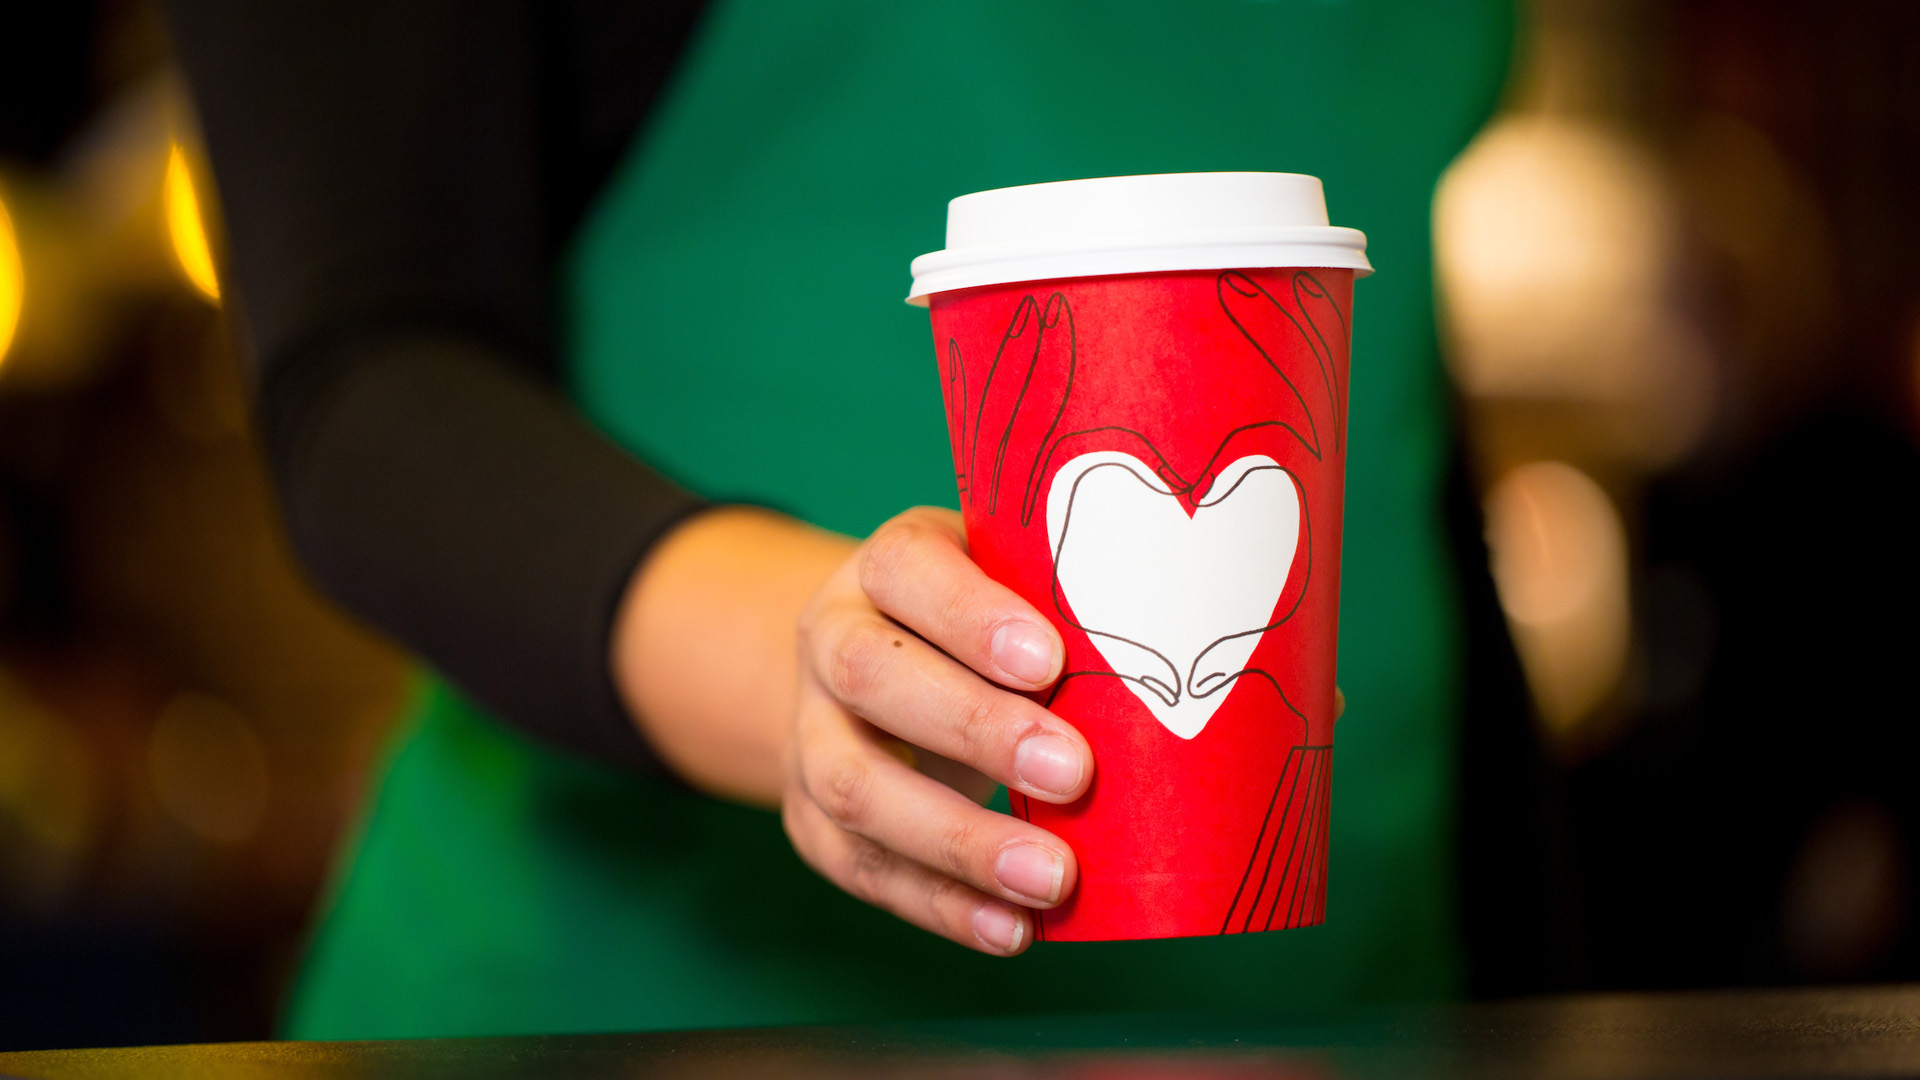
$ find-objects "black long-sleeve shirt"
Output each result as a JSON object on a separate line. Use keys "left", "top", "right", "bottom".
{"left": 164, "top": 0, "right": 710, "bottom": 769}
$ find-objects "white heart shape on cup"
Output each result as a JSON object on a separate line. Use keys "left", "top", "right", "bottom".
{"left": 1045, "top": 451, "right": 1301, "bottom": 739}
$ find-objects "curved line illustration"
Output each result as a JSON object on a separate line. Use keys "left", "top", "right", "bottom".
{"left": 1027, "top": 425, "right": 1185, "bottom": 527}
{"left": 969, "top": 295, "right": 1038, "bottom": 513}
{"left": 1242, "top": 745, "right": 1318, "bottom": 932}
{"left": 945, "top": 281, "right": 1349, "bottom": 935}
{"left": 1256, "top": 745, "right": 1329, "bottom": 932}
{"left": 1016, "top": 294, "right": 1076, "bottom": 526}
{"left": 1046, "top": 458, "right": 1185, "bottom": 704}
{"left": 1292, "top": 270, "right": 1348, "bottom": 452}
{"left": 1279, "top": 755, "right": 1332, "bottom": 930}
{"left": 985, "top": 309, "right": 1042, "bottom": 516}
{"left": 1222, "top": 744, "right": 1332, "bottom": 934}
{"left": 1270, "top": 748, "right": 1332, "bottom": 931}
{"left": 1217, "top": 271, "right": 1326, "bottom": 462}
{"left": 945, "top": 337, "right": 969, "bottom": 497}
{"left": 1222, "top": 745, "right": 1301, "bottom": 933}
{"left": 1187, "top": 668, "right": 1307, "bottom": 725}
{"left": 1269, "top": 757, "right": 1322, "bottom": 930}
{"left": 1187, "top": 468, "right": 1312, "bottom": 699}
{"left": 1046, "top": 457, "right": 1309, "bottom": 724}
{"left": 1043, "top": 669, "right": 1180, "bottom": 711}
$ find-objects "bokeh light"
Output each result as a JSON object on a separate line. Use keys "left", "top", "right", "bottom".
{"left": 1483, "top": 461, "right": 1631, "bottom": 745}
{"left": 0, "top": 190, "right": 22, "bottom": 366}
{"left": 1781, "top": 800, "right": 1910, "bottom": 981}
{"left": 148, "top": 691, "right": 269, "bottom": 845}
{"left": 1436, "top": 116, "right": 1672, "bottom": 399}
{"left": 164, "top": 142, "right": 219, "bottom": 303}
{"left": 1434, "top": 114, "right": 1715, "bottom": 468}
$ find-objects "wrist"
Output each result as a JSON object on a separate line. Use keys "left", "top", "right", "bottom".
{"left": 610, "top": 505, "right": 853, "bottom": 805}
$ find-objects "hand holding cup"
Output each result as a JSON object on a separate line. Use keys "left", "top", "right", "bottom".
{"left": 782, "top": 507, "right": 1093, "bottom": 955}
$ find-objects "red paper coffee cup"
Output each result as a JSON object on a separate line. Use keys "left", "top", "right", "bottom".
{"left": 908, "top": 174, "right": 1371, "bottom": 941}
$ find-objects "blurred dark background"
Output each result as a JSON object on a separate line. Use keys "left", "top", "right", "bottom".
{"left": 0, "top": 0, "right": 406, "bottom": 1051}
{"left": 0, "top": 0, "right": 1915, "bottom": 1053}
{"left": 1439, "top": 0, "right": 1920, "bottom": 996}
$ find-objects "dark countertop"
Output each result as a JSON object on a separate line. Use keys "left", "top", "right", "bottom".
{"left": 3, "top": 984, "right": 1918, "bottom": 1079}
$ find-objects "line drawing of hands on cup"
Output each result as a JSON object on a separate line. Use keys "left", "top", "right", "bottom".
{"left": 945, "top": 273, "right": 1350, "bottom": 934}
{"left": 945, "top": 272, "right": 1349, "bottom": 737}
{"left": 1178, "top": 268, "right": 1351, "bottom": 726}
{"left": 1208, "top": 268, "right": 1349, "bottom": 932}
{"left": 946, "top": 292, "right": 1192, "bottom": 718}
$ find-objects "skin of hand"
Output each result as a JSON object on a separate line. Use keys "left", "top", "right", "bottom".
{"left": 610, "top": 504, "right": 1092, "bottom": 956}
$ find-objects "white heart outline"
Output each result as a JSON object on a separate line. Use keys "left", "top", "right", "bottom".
{"left": 1045, "top": 451, "right": 1304, "bottom": 739}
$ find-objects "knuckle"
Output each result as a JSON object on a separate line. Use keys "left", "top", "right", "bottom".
{"left": 813, "top": 754, "right": 877, "bottom": 830}
{"left": 925, "top": 873, "right": 971, "bottom": 928}
{"left": 953, "top": 694, "right": 1003, "bottom": 764}
{"left": 936, "top": 587, "right": 989, "bottom": 645}
{"left": 951, "top": 693, "right": 1037, "bottom": 766}
{"left": 858, "top": 519, "right": 925, "bottom": 595}
{"left": 938, "top": 817, "right": 982, "bottom": 880}
{"left": 824, "top": 619, "right": 893, "bottom": 704}
{"left": 847, "top": 840, "right": 894, "bottom": 904}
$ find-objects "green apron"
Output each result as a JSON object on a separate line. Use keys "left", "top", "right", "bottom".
{"left": 287, "top": 0, "right": 1512, "bottom": 1039}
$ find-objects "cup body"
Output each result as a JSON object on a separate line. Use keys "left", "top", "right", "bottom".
{"left": 929, "top": 266, "right": 1352, "bottom": 940}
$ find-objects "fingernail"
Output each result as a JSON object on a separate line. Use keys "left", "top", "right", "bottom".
{"left": 1015, "top": 734, "right": 1084, "bottom": 796}
{"left": 991, "top": 622, "right": 1057, "bottom": 685}
{"left": 973, "top": 902, "right": 1023, "bottom": 953}
{"left": 996, "top": 843, "right": 1064, "bottom": 904}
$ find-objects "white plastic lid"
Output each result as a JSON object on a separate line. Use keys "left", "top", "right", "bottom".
{"left": 907, "top": 172, "right": 1371, "bottom": 305}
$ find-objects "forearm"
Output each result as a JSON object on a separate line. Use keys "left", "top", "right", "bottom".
{"left": 267, "top": 332, "right": 706, "bottom": 768}
{"left": 611, "top": 507, "right": 854, "bottom": 805}
{"left": 167, "top": 0, "right": 717, "bottom": 769}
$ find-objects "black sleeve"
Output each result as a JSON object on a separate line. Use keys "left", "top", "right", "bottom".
{"left": 163, "top": 0, "right": 710, "bottom": 770}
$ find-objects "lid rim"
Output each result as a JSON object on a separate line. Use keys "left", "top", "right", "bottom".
{"left": 907, "top": 172, "right": 1369, "bottom": 305}
{"left": 906, "top": 233, "right": 1372, "bottom": 305}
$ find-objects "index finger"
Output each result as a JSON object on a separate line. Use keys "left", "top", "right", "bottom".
{"left": 858, "top": 508, "right": 1064, "bottom": 692}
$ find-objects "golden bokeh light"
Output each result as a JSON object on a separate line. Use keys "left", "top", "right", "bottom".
{"left": 1435, "top": 115, "right": 1674, "bottom": 401}
{"left": 0, "top": 190, "right": 22, "bottom": 366}
{"left": 165, "top": 142, "right": 220, "bottom": 303}
{"left": 1435, "top": 112, "right": 1716, "bottom": 468}
{"left": 149, "top": 691, "right": 270, "bottom": 845}
{"left": 1484, "top": 461, "right": 1631, "bottom": 746}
